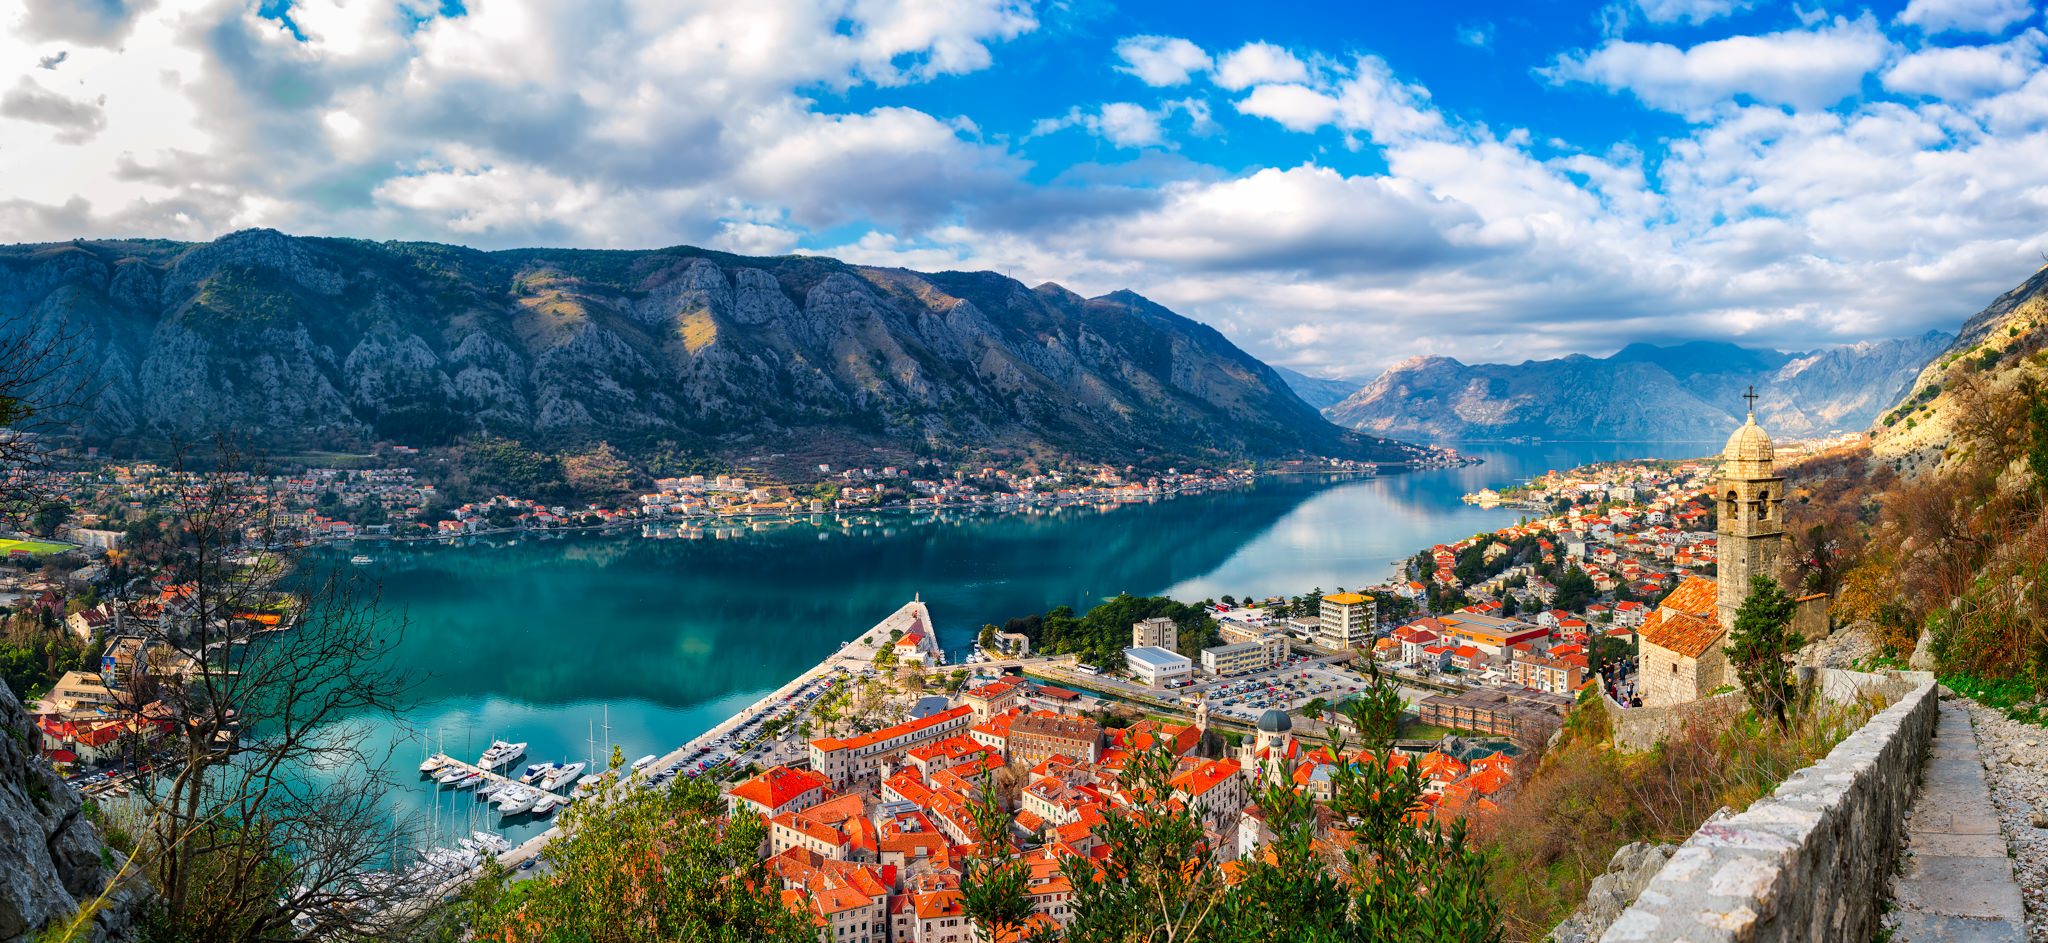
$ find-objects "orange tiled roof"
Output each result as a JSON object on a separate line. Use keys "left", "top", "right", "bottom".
{"left": 1659, "top": 575, "right": 1718, "bottom": 617}
{"left": 729, "top": 765, "right": 830, "bottom": 812}
{"left": 1639, "top": 609, "right": 1723, "bottom": 659}
{"left": 811, "top": 705, "right": 972, "bottom": 753}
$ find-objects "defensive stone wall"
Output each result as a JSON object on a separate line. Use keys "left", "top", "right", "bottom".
{"left": 1602, "top": 691, "right": 1745, "bottom": 753}
{"left": 1597, "top": 671, "right": 1938, "bottom": 943}
{"left": 1603, "top": 667, "right": 1917, "bottom": 753}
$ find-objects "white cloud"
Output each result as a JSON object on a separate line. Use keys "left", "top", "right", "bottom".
{"left": 1542, "top": 16, "right": 1895, "bottom": 119}
{"left": 1213, "top": 41, "right": 1309, "bottom": 90}
{"left": 1897, "top": 0, "right": 2036, "bottom": 35}
{"left": 1094, "top": 102, "right": 1161, "bottom": 147}
{"left": 1883, "top": 30, "right": 2046, "bottom": 98}
{"left": 1113, "top": 35, "right": 1210, "bottom": 87}
{"left": 1457, "top": 23, "right": 1495, "bottom": 49}
{"left": 1631, "top": 0, "right": 1752, "bottom": 26}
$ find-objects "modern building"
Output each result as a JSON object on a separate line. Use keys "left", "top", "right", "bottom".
{"left": 1434, "top": 613, "right": 1550, "bottom": 655}
{"left": 1317, "top": 593, "right": 1375, "bottom": 650}
{"left": 1199, "top": 634, "right": 1287, "bottom": 677}
{"left": 1123, "top": 646, "right": 1192, "bottom": 687}
{"left": 1510, "top": 652, "right": 1585, "bottom": 695}
{"left": 1131, "top": 616, "right": 1178, "bottom": 652}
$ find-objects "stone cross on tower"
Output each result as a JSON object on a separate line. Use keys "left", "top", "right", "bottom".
{"left": 1743, "top": 385, "right": 1758, "bottom": 415}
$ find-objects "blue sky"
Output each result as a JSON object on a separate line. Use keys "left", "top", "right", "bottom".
{"left": 2, "top": 0, "right": 2045, "bottom": 377}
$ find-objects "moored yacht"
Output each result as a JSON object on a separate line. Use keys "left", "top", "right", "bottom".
{"left": 477, "top": 740, "right": 527, "bottom": 770}
{"left": 540, "top": 762, "right": 585, "bottom": 791}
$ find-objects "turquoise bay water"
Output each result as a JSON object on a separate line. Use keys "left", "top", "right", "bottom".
{"left": 332, "top": 441, "right": 1717, "bottom": 846}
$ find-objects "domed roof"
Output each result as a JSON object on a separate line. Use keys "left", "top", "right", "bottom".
{"left": 1257, "top": 709, "right": 1292, "bottom": 734}
{"left": 1724, "top": 413, "right": 1774, "bottom": 464}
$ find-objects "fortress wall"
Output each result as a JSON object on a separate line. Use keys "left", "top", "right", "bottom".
{"left": 1597, "top": 671, "right": 1938, "bottom": 943}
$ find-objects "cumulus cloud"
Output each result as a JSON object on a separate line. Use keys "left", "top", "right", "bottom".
{"left": 1896, "top": 0, "right": 2037, "bottom": 35}
{"left": 1542, "top": 15, "right": 1895, "bottom": 119}
{"left": 1457, "top": 23, "right": 1495, "bottom": 49}
{"left": 16, "top": 0, "right": 157, "bottom": 47}
{"left": 0, "top": 77, "right": 107, "bottom": 143}
{"left": 1629, "top": 0, "right": 1753, "bottom": 26}
{"left": 3, "top": 0, "right": 2048, "bottom": 380}
{"left": 1113, "top": 35, "right": 1211, "bottom": 86}
{"left": 1213, "top": 42, "right": 1310, "bottom": 90}
{"left": 1883, "top": 29, "right": 2046, "bottom": 98}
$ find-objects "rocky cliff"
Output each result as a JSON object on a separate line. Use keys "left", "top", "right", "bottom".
{"left": 1270, "top": 365, "right": 1366, "bottom": 411}
{"left": 0, "top": 231, "right": 1424, "bottom": 466}
{"left": 0, "top": 683, "right": 146, "bottom": 943}
{"left": 1324, "top": 333, "right": 1953, "bottom": 443}
{"left": 1869, "top": 263, "right": 2048, "bottom": 478}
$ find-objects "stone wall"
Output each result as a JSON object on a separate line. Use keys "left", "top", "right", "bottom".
{"left": 1597, "top": 671, "right": 1938, "bottom": 943}
{"left": 1603, "top": 691, "right": 1746, "bottom": 753}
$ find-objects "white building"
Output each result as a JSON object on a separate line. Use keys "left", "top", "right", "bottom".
{"left": 1124, "top": 646, "right": 1192, "bottom": 687}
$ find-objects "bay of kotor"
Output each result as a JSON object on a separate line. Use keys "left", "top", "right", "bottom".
{"left": 346, "top": 441, "right": 1715, "bottom": 846}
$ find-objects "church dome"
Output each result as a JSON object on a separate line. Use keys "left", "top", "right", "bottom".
{"left": 1257, "top": 709, "right": 1292, "bottom": 734}
{"left": 1724, "top": 414, "right": 1774, "bottom": 465}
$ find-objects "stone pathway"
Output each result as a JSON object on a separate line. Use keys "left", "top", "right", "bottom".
{"left": 1885, "top": 694, "right": 2030, "bottom": 942}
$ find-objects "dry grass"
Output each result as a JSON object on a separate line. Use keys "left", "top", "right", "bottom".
{"left": 1477, "top": 692, "right": 1886, "bottom": 941}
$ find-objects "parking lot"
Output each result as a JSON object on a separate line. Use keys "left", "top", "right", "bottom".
{"left": 1184, "top": 658, "right": 1383, "bottom": 722}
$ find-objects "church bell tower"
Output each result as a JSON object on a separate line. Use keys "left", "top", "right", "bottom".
{"left": 1716, "top": 388, "right": 1784, "bottom": 635}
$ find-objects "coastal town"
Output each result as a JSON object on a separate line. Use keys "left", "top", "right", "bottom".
{"left": 12, "top": 416, "right": 1841, "bottom": 940}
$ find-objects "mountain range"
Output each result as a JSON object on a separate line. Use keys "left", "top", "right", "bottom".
{"left": 1322, "top": 333, "right": 1955, "bottom": 442}
{"left": 0, "top": 230, "right": 1427, "bottom": 468}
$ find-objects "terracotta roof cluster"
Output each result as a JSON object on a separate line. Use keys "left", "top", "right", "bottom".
{"left": 727, "top": 765, "right": 830, "bottom": 815}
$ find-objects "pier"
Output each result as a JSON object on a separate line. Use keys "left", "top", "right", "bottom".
{"left": 421, "top": 754, "right": 532, "bottom": 795}
{"left": 395, "top": 599, "right": 932, "bottom": 908}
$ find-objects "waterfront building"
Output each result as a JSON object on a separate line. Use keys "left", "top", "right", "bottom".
{"left": 808, "top": 705, "right": 974, "bottom": 787}
{"left": 1123, "top": 646, "right": 1192, "bottom": 687}
{"left": 1316, "top": 593, "right": 1375, "bottom": 650}
{"left": 1199, "top": 633, "right": 1287, "bottom": 677}
{"left": 726, "top": 765, "right": 832, "bottom": 819}
{"left": 1131, "top": 616, "right": 1177, "bottom": 651}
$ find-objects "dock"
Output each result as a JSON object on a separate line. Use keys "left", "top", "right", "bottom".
{"left": 393, "top": 599, "right": 932, "bottom": 911}
{"left": 421, "top": 754, "right": 536, "bottom": 796}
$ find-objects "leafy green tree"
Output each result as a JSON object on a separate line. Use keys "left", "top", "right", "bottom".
{"left": 1343, "top": 661, "right": 1406, "bottom": 746}
{"left": 978, "top": 623, "right": 997, "bottom": 651}
{"left": 1728, "top": 575, "right": 1801, "bottom": 727}
{"left": 1553, "top": 566, "right": 1597, "bottom": 612}
{"left": 460, "top": 771, "right": 813, "bottom": 943}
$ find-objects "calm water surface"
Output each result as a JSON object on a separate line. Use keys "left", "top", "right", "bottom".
{"left": 332, "top": 441, "right": 1717, "bottom": 847}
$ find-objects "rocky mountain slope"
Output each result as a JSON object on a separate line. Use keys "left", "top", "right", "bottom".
{"left": 1270, "top": 365, "right": 1366, "bottom": 411}
{"left": 1324, "top": 333, "right": 1953, "bottom": 443}
{"left": 1870, "top": 263, "right": 2048, "bottom": 478}
{"left": 0, "top": 231, "right": 1425, "bottom": 467}
{"left": 0, "top": 683, "right": 146, "bottom": 942}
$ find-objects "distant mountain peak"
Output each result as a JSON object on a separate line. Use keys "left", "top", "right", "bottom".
{"left": 1326, "top": 335, "right": 1953, "bottom": 442}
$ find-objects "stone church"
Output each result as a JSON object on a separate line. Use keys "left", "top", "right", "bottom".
{"left": 1636, "top": 403, "right": 1816, "bottom": 708}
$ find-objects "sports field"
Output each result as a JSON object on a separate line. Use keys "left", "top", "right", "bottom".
{"left": 0, "top": 538, "right": 76, "bottom": 555}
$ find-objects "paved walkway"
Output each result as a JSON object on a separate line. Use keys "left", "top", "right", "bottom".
{"left": 1890, "top": 694, "right": 2028, "bottom": 942}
